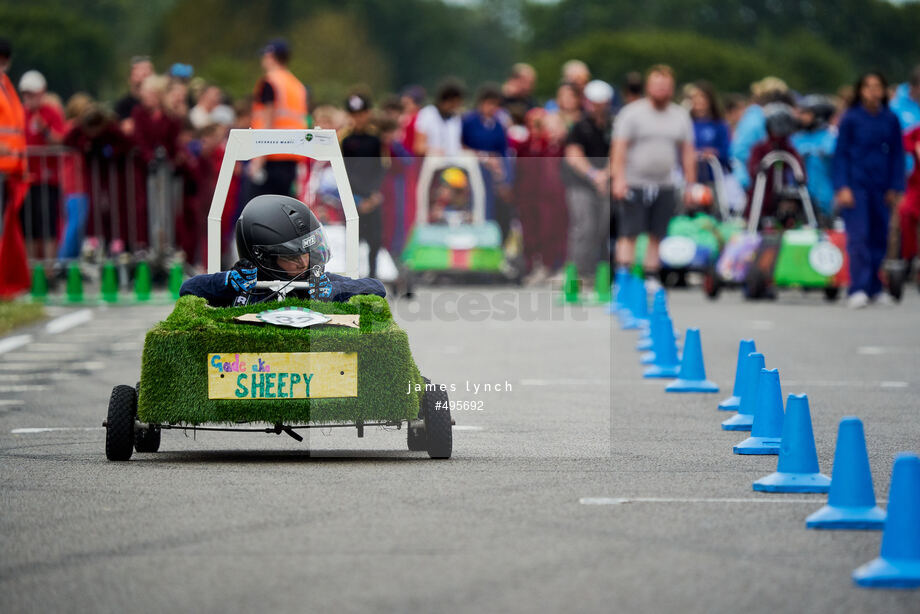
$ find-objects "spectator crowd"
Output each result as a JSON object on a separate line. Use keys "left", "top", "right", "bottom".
{"left": 2, "top": 34, "right": 920, "bottom": 307}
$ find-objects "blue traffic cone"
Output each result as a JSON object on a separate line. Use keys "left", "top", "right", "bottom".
{"left": 637, "top": 289, "right": 667, "bottom": 351}
{"left": 622, "top": 277, "right": 648, "bottom": 331}
{"left": 753, "top": 394, "right": 830, "bottom": 493}
{"left": 611, "top": 267, "right": 629, "bottom": 313}
{"left": 721, "top": 352, "right": 764, "bottom": 431}
{"left": 617, "top": 275, "right": 636, "bottom": 326}
{"left": 643, "top": 315, "right": 681, "bottom": 378}
{"left": 734, "top": 369, "right": 784, "bottom": 454}
{"left": 853, "top": 453, "right": 920, "bottom": 588}
{"left": 806, "top": 417, "right": 885, "bottom": 530}
{"left": 665, "top": 328, "right": 719, "bottom": 393}
{"left": 719, "top": 339, "right": 756, "bottom": 411}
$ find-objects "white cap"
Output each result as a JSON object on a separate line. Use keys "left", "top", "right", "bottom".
{"left": 584, "top": 79, "right": 613, "bottom": 104}
{"left": 18, "top": 70, "right": 46, "bottom": 94}
{"left": 210, "top": 104, "right": 236, "bottom": 126}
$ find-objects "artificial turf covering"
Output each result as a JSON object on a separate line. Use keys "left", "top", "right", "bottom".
{"left": 137, "top": 295, "right": 424, "bottom": 425}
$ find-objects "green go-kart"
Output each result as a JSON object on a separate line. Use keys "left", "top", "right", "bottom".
{"left": 634, "top": 154, "right": 743, "bottom": 286}
{"left": 104, "top": 129, "right": 452, "bottom": 461}
{"left": 400, "top": 155, "right": 522, "bottom": 285}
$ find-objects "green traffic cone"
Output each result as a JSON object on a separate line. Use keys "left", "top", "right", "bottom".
{"left": 101, "top": 261, "right": 119, "bottom": 303}
{"left": 134, "top": 261, "right": 152, "bottom": 302}
{"left": 66, "top": 263, "right": 83, "bottom": 303}
{"left": 168, "top": 261, "right": 184, "bottom": 299}
{"left": 30, "top": 264, "right": 48, "bottom": 301}
{"left": 563, "top": 263, "right": 580, "bottom": 304}
{"left": 594, "top": 262, "right": 612, "bottom": 303}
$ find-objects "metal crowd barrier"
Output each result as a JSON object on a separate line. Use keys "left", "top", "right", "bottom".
{"left": 10, "top": 145, "right": 183, "bottom": 267}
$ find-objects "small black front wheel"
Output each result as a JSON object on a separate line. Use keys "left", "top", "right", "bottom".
{"left": 422, "top": 382, "right": 452, "bottom": 459}
{"left": 407, "top": 421, "right": 427, "bottom": 451}
{"left": 823, "top": 286, "right": 840, "bottom": 302}
{"left": 135, "top": 425, "right": 161, "bottom": 453}
{"left": 105, "top": 385, "right": 137, "bottom": 461}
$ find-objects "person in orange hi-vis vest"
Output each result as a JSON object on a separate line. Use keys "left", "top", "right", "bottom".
{"left": 0, "top": 38, "right": 31, "bottom": 299}
{"left": 245, "top": 39, "right": 308, "bottom": 203}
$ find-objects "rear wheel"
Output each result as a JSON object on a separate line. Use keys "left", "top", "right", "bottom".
{"left": 887, "top": 263, "right": 905, "bottom": 302}
{"left": 421, "top": 380, "right": 452, "bottom": 459}
{"left": 105, "top": 385, "right": 136, "bottom": 461}
{"left": 823, "top": 286, "right": 840, "bottom": 302}
{"left": 703, "top": 264, "right": 721, "bottom": 300}
{"left": 743, "top": 268, "right": 769, "bottom": 300}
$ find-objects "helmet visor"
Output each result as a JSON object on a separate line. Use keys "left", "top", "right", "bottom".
{"left": 254, "top": 227, "right": 331, "bottom": 274}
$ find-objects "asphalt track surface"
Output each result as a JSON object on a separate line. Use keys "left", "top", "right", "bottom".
{"left": 1, "top": 286, "right": 918, "bottom": 613}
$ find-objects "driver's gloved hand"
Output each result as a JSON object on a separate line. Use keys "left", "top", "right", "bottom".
{"left": 226, "top": 259, "right": 257, "bottom": 293}
{"left": 307, "top": 272, "right": 332, "bottom": 300}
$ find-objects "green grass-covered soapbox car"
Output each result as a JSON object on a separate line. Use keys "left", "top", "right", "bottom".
{"left": 104, "top": 129, "right": 452, "bottom": 460}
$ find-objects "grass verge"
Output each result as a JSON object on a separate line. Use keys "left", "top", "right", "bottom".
{"left": 0, "top": 301, "right": 45, "bottom": 336}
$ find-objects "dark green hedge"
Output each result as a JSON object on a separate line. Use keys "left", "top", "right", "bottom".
{"left": 137, "top": 295, "right": 423, "bottom": 425}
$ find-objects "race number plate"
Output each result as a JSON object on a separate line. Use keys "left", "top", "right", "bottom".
{"left": 207, "top": 352, "right": 357, "bottom": 399}
{"left": 808, "top": 242, "right": 844, "bottom": 277}
{"left": 659, "top": 236, "right": 697, "bottom": 268}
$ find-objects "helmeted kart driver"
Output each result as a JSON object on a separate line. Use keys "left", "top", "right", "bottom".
{"left": 180, "top": 194, "right": 386, "bottom": 306}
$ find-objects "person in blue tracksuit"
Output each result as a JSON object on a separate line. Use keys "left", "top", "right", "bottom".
{"left": 833, "top": 72, "right": 905, "bottom": 308}
{"left": 791, "top": 95, "right": 838, "bottom": 219}
{"left": 180, "top": 194, "right": 385, "bottom": 307}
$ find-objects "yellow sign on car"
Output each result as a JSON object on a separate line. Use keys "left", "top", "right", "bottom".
{"left": 207, "top": 352, "right": 357, "bottom": 399}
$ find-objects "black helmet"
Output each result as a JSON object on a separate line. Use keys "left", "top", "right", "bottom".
{"left": 764, "top": 102, "right": 798, "bottom": 139}
{"left": 799, "top": 94, "right": 836, "bottom": 129}
{"left": 235, "top": 195, "right": 331, "bottom": 279}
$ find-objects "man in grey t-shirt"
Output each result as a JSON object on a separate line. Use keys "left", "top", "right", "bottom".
{"left": 610, "top": 65, "right": 696, "bottom": 282}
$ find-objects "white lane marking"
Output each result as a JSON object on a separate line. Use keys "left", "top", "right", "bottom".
{"left": 0, "top": 384, "right": 48, "bottom": 392}
{"left": 2, "top": 353, "right": 86, "bottom": 362}
{"left": 11, "top": 427, "right": 104, "bottom": 434}
{"left": 24, "top": 342, "right": 87, "bottom": 352}
{"left": 0, "top": 360, "right": 106, "bottom": 372}
{"left": 0, "top": 334, "right": 33, "bottom": 355}
{"left": 45, "top": 309, "right": 93, "bottom": 334}
{"left": 579, "top": 497, "right": 823, "bottom": 505}
{"left": 750, "top": 320, "right": 775, "bottom": 330}
{"left": 453, "top": 425, "right": 483, "bottom": 431}
{"left": 0, "top": 399, "right": 24, "bottom": 406}
{"left": 784, "top": 380, "right": 911, "bottom": 388}
{"left": 111, "top": 342, "right": 143, "bottom": 352}
{"left": 520, "top": 378, "right": 610, "bottom": 386}
{"left": 858, "top": 346, "right": 886, "bottom": 355}
{"left": 0, "top": 372, "right": 80, "bottom": 383}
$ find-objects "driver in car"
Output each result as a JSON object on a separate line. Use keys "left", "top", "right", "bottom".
{"left": 180, "top": 194, "right": 386, "bottom": 306}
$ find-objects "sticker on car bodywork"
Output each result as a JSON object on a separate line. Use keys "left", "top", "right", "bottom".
{"left": 207, "top": 352, "right": 357, "bottom": 399}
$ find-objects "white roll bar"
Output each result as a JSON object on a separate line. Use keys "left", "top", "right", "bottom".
{"left": 206, "top": 129, "right": 359, "bottom": 279}
{"left": 697, "top": 153, "right": 731, "bottom": 220}
{"left": 747, "top": 150, "right": 817, "bottom": 234}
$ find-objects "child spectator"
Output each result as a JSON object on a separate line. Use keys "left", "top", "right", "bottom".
{"left": 19, "top": 70, "right": 66, "bottom": 259}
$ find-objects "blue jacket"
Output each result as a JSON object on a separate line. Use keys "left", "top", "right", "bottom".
{"left": 693, "top": 118, "right": 731, "bottom": 167}
{"left": 891, "top": 83, "right": 920, "bottom": 132}
{"left": 890, "top": 83, "right": 920, "bottom": 174}
{"left": 730, "top": 104, "right": 766, "bottom": 188}
{"left": 179, "top": 271, "right": 386, "bottom": 307}
{"left": 832, "top": 105, "right": 905, "bottom": 193}
{"left": 791, "top": 127, "right": 837, "bottom": 214}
